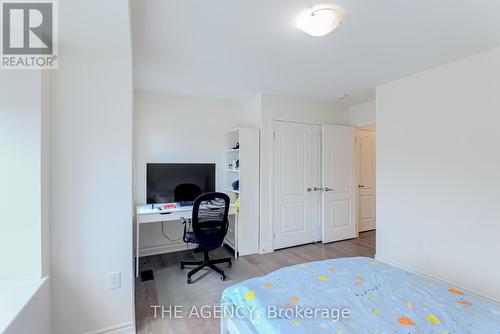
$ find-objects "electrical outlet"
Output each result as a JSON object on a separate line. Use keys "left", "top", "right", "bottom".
{"left": 108, "top": 272, "right": 121, "bottom": 289}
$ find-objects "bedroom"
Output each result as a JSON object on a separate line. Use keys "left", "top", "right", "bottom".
{"left": 0, "top": 0, "right": 499, "bottom": 334}
{"left": 129, "top": 0, "right": 500, "bottom": 333}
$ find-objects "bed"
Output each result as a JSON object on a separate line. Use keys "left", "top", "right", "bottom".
{"left": 220, "top": 257, "right": 500, "bottom": 334}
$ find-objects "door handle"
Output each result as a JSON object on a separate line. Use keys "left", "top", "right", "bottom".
{"left": 313, "top": 187, "right": 324, "bottom": 191}
{"left": 306, "top": 187, "right": 312, "bottom": 192}
{"left": 358, "top": 185, "right": 365, "bottom": 188}
{"left": 324, "top": 187, "right": 333, "bottom": 192}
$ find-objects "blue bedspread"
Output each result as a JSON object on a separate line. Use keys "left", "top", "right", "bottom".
{"left": 221, "top": 257, "right": 500, "bottom": 333}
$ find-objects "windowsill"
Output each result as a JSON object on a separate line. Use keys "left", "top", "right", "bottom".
{"left": 0, "top": 276, "right": 47, "bottom": 333}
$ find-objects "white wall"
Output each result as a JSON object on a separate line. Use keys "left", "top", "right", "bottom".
{"left": 0, "top": 71, "right": 42, "bottom": 281}
{"left": 0, "top": 71, "right": 51, "bottom": 333}
{"left": 3, "top": 278, "right": 51, "bottom": 334}
{"left": 134, "top": 91, "right": 243, "bottom": 254}
{"left": 242, "top": 94, "right": 262, "bottom": 128}
{"left": 376, "top": 46, "right": 500, "bottom": 302}
{"left": 50, "top": 0, "right": 134, "bottom": 333}
{"left": 41, "top": 72, "right": 51, "bottom": 278}
{"left": 259, "top": 95, "right": 350, "bottom": 252}
{"left": 349, "top": 100, "right": 376, "bottom": 127}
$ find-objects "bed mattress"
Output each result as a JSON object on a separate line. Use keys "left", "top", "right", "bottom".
{"left": 220, "top": 257, "right": 500, "bottom": 333}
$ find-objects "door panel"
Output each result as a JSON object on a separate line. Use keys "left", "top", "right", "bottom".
{"left": 322, "top": 124, "right": 357, "bottom": 243}
{"left": 331, "top": 200, "right": 351, "bottom": 228}
{"left": 357, "top": 130, "right": 376, "bottom": 232}
{"left": 330, "top": 138, "right": 350, "bottom": 192}
{"left": 310, "top": 126, "right": 322, "bottom": 241}
{"left": 359, "top": 196, "right": 375, "bottom": 220}
{"left": 279, "top": 130, "right": 305, "bottom": 196}
{"left": 281, "top": 202, "right": 306, "bottom": 233}
{"left": 273, "top": 121, "right": 321, "bottom": 249}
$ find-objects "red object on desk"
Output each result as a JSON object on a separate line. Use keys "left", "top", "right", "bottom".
{"left": 163, "top": 203, "right": 177, "bottom": 209}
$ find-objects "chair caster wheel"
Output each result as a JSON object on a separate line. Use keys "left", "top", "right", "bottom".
{"left": 187, "top": 277, "right": 192, "bottom": 284}
{"left": 221, "top": 274, "right": 226, "bottom": 281}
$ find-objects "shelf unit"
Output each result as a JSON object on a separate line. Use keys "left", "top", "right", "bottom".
{"left": 224, "top": 127, "right": 259, "bottom": 256}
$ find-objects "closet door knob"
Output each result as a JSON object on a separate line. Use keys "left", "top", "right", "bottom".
{"left": 306, "top": 187, "right": 312, "bottom": 192}
{"left": 313, "top": 187, "right": 324, "bottom": 191}
{"left": 324, "top": 187, "right": 333, "bottom": 192}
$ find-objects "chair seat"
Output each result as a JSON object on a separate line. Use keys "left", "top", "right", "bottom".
{"left": 184, "top": 231, "right": 197, "bottom": 243}
{"left": 185, "top": 230, "right": 223, "bottom": 250}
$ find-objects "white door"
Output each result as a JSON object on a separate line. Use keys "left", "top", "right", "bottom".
{"left": 322, "top": 124, "right": 357, "bottom": 243}
{"left": 272, "top": 121, "right": 321, "bottom": 249}
{"left": 310, "top": 126, "right": 323, "bottom": 242}
{"left": 357, "top": 129, "right": 376, "bottom": 232}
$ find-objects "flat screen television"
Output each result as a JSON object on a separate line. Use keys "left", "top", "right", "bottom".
{"left": 146, "top": 163, "right": 216, "bottom": 204}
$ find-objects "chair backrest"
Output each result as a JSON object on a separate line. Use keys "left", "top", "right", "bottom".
{"left": 174, "top": 183, "right": 202, "bottom": 202}
{"left": 191, "top": 192, "right": 230, "bottom": 250}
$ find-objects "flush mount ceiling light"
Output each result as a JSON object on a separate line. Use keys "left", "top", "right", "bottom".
{"left": 297, "top": 6, "right": 344, "bottom": 37}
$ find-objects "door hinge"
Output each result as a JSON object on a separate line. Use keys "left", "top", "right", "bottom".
{"left": 273, "top": 130, "right": 276, "bottom": 139}
{"left": 273, "top": 233, "right": 276, "bottom": 239}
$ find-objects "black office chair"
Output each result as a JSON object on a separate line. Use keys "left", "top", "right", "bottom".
{"left": 180, "top": 192, "right": 232, "bottom": 284}
{"left": 174, "top": 183, "right": 202, "bottom": 202}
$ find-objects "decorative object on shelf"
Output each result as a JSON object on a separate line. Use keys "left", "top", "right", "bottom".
{"left": 228, "top": 163, "right": 233, "bottom": 170}
{"left": 232, "top": 142, "right": 240, "bottom": 150}
{"left": 234, "top": 193, "right": 240, "bottom": 213}
{"left": 232, "top": 179, "right": 239, "bottom": 191}
{"left": 235, "top": 159, "right": 239, "bottom": 169}
{"left": 232, "top": 158, "right": 237, "bottom": 169}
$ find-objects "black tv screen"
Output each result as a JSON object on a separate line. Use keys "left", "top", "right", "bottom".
{"left": 146, "top": 163, "right": 216, "bottom": 204}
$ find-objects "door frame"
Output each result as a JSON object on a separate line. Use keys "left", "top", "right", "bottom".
{"left": 270, "top": 120, "right": 322, "bottom": 250}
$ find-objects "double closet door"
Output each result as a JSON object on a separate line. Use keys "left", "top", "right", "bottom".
{"left": 273, "top": 121, "right": 357, "bottom": 249}
{"left": 272, "top": 122, "right": 322, "bottom": 248}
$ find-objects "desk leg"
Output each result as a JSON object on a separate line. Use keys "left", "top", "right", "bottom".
{"left": 235, "top": 214, "right": 238, "bottom": 260}
{"left": 136, "top": 220, "right": 140, "bottom": 277}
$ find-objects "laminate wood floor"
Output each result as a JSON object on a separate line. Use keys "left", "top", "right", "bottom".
{"left": 135, "top": 231, "right": 375, "bottom": 334}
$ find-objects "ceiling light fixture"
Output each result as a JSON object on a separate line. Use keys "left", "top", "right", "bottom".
{"left": 297, "top": 6, "right": 344, "bottom": 37}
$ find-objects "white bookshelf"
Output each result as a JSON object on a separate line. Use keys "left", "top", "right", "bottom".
{"left": 224, "top": 127, "right": 259, "bottom": 256}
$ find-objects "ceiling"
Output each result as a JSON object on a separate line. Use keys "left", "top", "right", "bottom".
{"left": 131, "top": 0, "right": 500, "bottom": 105}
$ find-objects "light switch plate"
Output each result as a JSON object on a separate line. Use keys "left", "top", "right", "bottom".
{"left": 108, "top": 271, "right": 121, "bottom": 289}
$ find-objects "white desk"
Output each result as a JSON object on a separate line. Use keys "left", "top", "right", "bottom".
{"left": 135, "top": 204, "right": 238, "bottom": 277}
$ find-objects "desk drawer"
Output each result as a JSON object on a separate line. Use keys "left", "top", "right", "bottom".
{"left": 138, "top": 211, "right": 189, "bottom": 224}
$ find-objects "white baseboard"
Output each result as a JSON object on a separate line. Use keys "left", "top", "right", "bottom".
{"left": 375, "top": 255, "right": 500, "bottom": 305}
{"left": 139, "top": 243, "right": 196, "bottom": 257}
{"left": 84, "top": 322, "right": 135, "bottom": 334}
